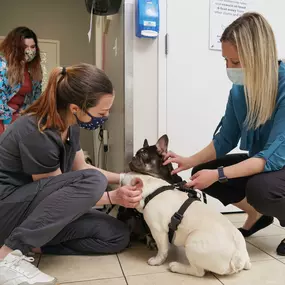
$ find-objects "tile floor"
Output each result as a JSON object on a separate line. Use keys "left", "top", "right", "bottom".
{"left": 36, "top": 213, "right": 285, "bottom": 285}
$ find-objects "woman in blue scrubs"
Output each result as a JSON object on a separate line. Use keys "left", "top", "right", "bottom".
{"left": 165, "top": 12, "right": 285, "bottom": 256}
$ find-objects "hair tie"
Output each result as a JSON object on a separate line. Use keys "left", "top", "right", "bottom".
{"left": 61, "top": 67, "right": 66, "bottom": 75}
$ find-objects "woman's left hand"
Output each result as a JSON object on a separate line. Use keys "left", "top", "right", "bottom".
{"left": 186, "top": 169, "right": 219, "bottom": 190}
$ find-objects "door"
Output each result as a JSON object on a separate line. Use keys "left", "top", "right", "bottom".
{"left": 37, "top": 39, "right": 60, "bottom": 90}
{"left": 162, "top": 0, "right": 241, "bottom": 213}
{"left": 0, "top": 37, "right": 60, "bottom": 91}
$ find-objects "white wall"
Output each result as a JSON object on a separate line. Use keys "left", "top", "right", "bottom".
{"left": 158, "top": 0, "right": 285, "bottom": 145}
{"left": 156, "top": 0, "right": 285, "bottom": 213}
{"left": 101, "top": 0, "right": 285, "bottom": 168}
{"left": 99, "top": 1, "right": 160, "bottom": 174}
{"left": 133, "top": 38, "right": 159, "bottom": 150}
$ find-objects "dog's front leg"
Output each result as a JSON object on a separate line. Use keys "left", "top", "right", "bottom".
{"left": 148, "top": 229, "right": 169, "bottom": 266}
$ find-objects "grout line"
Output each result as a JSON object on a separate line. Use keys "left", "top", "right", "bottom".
{"left": 118, "top": 271, "right": 168, "bottom": 278}
{"left": 117, "top": 253, "right": 129, "bottom": 285}
{"left": 231, "top": 222, "right": 285, "bottom": 238}
{"left": 275, "top": 258, "right": 285, "bottom": 266}
{"left": 58, "top": 277, "right": 125, "bottom": 285}
{"left": 36, "top": 253, "right": 42, "bottom": 268}
{"left": 212, "top": 273, "right": 225, "bottom": 285}
{"left": 246, "top": 240, "right": 285, "bottom": 263}
{"left": 122, "top": 270, "right": 227, "bottom": 283}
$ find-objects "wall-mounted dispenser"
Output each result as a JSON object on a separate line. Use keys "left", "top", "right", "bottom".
{"left": 136, "top": 0, "right": 160, "bottom": 38}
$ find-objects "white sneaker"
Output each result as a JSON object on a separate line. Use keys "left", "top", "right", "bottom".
{"left": 0, "top": 250, "right": 57, "bottom": 285}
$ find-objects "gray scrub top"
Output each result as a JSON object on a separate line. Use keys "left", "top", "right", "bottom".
{"left": 0, "top": 115, "right": 81, "bottom": 200}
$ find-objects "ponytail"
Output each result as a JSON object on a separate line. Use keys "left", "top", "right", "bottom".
{"left": 23, "top": 67, "right": 66, "bottom": 132}
{"left": 23, "top": 63, "right": 114, "bottom": 133}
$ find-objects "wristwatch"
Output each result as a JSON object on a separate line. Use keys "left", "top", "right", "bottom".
{"left": 217, "top": 166, "right": 228, "bottom": 183}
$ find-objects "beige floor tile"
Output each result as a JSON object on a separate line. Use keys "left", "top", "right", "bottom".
{"left": 127, "top": 272, "right": 221, "bottom": 285}
{"left": 118, "top": 247, "right": 169, "bottom": 276}
{"left": 225, "top": 213, "right": 247, "bottom": 223}
{"left": 118, "top": 245, "right": 188, "bottom": 276}
{"left": 63, "top": 277, "right": 126, "bottom": 285}
{"left": 280, "top": 259, "right": 285, "bottom": 264}
{"left": 119, "top": 240, "right": 272, "bottom": 277}
{"left": 217, "top": 259, "right": 285, "bottom": 285}
{"left": 246, "top": 235, "right": 285, "bottom": 260}
{"left": 246, "top": 242, "right": 273, "bottom": 262}
{"left": 226, "top": 214, "right": 285, "bottom": 229}
{"left": 38, "top": 255, "right": 123, "bottom": 283}
{"left": 233, "top": 222, "right": 285, "bottom": 237}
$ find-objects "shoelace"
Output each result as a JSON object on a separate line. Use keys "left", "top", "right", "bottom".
{"left": 10, "top": 255, "right": 39, "bottom": 276}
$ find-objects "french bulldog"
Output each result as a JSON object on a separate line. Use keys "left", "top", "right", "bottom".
{"left": 121, "top": 134, "right": 251, "bottom": 277}
{"left": 116, "top": 135, "right": 182, "bottom": 249}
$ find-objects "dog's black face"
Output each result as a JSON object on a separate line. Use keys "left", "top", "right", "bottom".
{"left": 129, "top": 135, "right": 182, "bottom": 184}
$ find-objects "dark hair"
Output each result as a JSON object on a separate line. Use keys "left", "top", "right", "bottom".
{"left": 23, "top": 63, "right": 113, "bottom": 132}
{"left": 0, "top": 26, "right": 42, "bottom": 86}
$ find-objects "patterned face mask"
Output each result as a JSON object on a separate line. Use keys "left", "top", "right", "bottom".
{"left": 25, "top": 48, "right": 36, "bottom": 62}
{"left": 75, "top": 112, "right": 108, "bottom": 131}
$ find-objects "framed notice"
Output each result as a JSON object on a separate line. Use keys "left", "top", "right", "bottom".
{"left": 209, "top": 0, "right": 253, "bottom": 51}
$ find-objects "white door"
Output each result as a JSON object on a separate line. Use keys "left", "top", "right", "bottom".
{"left": 38, "top": 39, "right": 60, "bottom": 90}
{"left": 0, "top": 37, "right": 60, "bottom": 91}
{"left": 161, "top": 0, "right": 241, "bottom": 213}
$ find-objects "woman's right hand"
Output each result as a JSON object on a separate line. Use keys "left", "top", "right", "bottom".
{"left": 111, "top": 184, "right": 143, "bottom": 208}
{"left": 163, "top": 151, "right": 193, "bottom": 175}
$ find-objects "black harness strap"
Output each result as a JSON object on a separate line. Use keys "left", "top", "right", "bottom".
{"left": 173, "top": 181, "right": 207, "bottom": 204}
{"left": 168, "top": 193, "right": 200, "bottom": 243}
{"left": 143, "top": 185, "right": 175, "bottom": 209}
{"left": 142, "top": 181, "right": 205, "bottom": 244}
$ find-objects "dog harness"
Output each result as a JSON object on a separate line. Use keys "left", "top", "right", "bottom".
{"left": 143, "top": 182, "right": 204, "bottom": 243}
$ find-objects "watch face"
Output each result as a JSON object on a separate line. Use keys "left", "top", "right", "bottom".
{"left": 219, "top": 177, "right": 228, "bottom": 183}
{"left": 218, "top": 166, "right": 227, "bottom": 183}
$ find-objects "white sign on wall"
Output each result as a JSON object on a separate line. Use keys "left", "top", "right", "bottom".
{"left": 209, "top": 0, "right": 253, "bottom": 51}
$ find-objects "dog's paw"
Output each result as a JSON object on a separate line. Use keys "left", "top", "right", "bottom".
{"left": 148, "top": 256, "right": 164, "bottom": 266}
{"left": 169, "top": 262, "right": 180, "bottom": 273}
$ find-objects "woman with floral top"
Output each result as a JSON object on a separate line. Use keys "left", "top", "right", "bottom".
{"left": 0, "top": 27, "right": 42, "bottom": 134}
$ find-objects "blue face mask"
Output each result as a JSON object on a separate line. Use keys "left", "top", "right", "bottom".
{"left": 75, "top": 112, "right": 108, "bottom": 131}
{"left": 227, "top": 68, "right": 244, "bottom": 85}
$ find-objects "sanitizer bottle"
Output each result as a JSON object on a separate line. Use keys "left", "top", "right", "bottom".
{"left": 136, "top": 0, "right": 160, "bottom": 38}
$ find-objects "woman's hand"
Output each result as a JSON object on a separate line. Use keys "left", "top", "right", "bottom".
{"left": 163, "top": 151, "right": 193, "bottom": 174}
{"left": 110, "top": 178, "right": 143, "bottom": 208}
{"left": 186, "top": 169, "right": 218, "bottom": 190}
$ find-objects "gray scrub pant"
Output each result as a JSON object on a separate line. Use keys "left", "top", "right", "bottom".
{"left": 0, "top": 169, "right": 130, "bottom": 255}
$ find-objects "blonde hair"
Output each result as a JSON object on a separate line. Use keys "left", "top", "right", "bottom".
{"left": 221, "top": 12, "right": 279, "bottom": 129}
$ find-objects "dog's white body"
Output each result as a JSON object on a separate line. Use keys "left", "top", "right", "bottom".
{"left": 122, "top": 173, "right": 251, "bottom": 277}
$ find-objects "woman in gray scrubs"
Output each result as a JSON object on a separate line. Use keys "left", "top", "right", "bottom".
{"left": 0, "top": 63, "right": 142, "bottom": 285}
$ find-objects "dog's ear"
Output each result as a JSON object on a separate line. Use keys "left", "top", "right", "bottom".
{"left": 156, "top": 134, "right": 169, "bottom": 155}
{"left": 143, "top": 139, "right": 149, "bottom": 148}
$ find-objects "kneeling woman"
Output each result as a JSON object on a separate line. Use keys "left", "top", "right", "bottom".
{"left": 0, "top": 64, "right": 142, "bottom": 285}
{"left": 164, "top": 13, "right": 285, "bottom": 256}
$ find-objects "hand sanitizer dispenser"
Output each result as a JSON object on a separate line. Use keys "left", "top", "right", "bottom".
{"left": 136, "top": 0, "right": 160, "bottom": 38}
